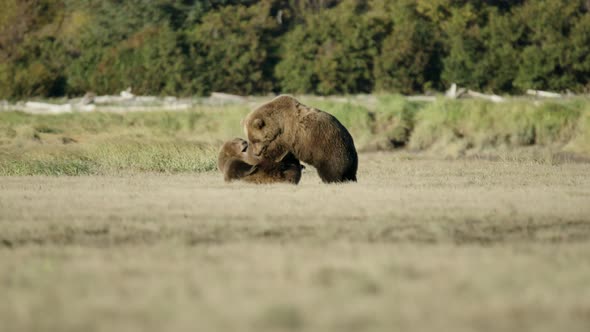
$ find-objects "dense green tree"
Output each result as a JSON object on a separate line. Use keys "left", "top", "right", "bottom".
{"left": 372, "top": 0, "right": 441, "bottom": 93}
{"left": 0, "top": 36, "right": 68, "bottom": 97}
{"left": 0, "top": 0, "right": 68, "bottom": 98}
{"left": 513, "top": 0, "right": 590, "bottom": 92}
{"left": 188, "top": 0, "right": 282, "bottom": 95}
{"left": 439, "top": 4, "right": 485, "bottom": 89}
{"left": 473, "top": 8, "right": 521, "bottom": 93}
{"left": 276, "top": 0, "right": 380, "bottom": 95}
{"left": 1, "top": 0, "right": 590, "bottom": 98}
{"left": 570, "top": 12, "right": 590, "bottom": 92}
{"left": 62, "top": 0, "right": 189, "bottom": 95}
{"left": 84, "top": 26, "right": 190, "bottom": 95}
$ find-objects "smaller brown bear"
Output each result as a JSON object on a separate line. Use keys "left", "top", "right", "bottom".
{"left": 217, "top": 138, "right": 303, "bottom": 184}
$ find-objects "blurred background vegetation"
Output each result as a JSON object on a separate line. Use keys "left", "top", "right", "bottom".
{"left": 2, "top": 96, "right": 589, "bottom": 175}
{"left": 1, "top": 0, "right": 590, "bottom": 99}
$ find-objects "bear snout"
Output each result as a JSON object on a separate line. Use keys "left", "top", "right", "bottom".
{"left": 247, "top": 142, "right": 265, "bottom": 157}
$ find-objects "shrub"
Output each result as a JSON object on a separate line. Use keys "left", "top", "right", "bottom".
{"left": 275, "top": 0, "right": 380, "bottom": 95}
{"left": 188, "top": 1, "right": 281, "bottom": 95}
{"left": 373, "top": 0, "right": 442, "bottom": 93}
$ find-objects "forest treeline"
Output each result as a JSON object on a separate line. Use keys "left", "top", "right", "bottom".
{"left": 1, "top": 0, "right": 590, "bottom": 99}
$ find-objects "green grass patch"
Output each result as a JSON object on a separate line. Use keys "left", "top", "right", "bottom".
{"left": 0, "top": 155, "right": 97, "bottom": 176}
{"left": 1, "top": 96, "right": 589, "bottom": 175}
{"left": 408, "top": 98, "right": 586, "bottom": 157}
{"left": 0, "top": 140, "right": 217, "bottom": 176}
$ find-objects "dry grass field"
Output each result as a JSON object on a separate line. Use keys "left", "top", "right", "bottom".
{"left": 2, "top": 152, "right": 590, "bottom": 332}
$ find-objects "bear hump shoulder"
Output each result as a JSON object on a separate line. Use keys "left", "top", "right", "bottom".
{"left": 260, "top": 95, "right": 298, "bottom": 112}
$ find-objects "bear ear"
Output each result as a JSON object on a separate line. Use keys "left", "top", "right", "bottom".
{"left": 253, "top": 118, "right": 265, "bottom": 129}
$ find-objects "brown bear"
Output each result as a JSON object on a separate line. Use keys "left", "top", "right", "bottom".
{"left": 217, "top": 138, "right": 303, "bottom": 184}
{"left": 243, "top": 95, "right": 358, "bottom": 183}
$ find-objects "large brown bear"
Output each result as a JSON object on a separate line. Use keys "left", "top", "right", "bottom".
{"left": 243, "top": 95, "right": 357, "bottom": 183}
{"left": 217, "top": 138, "right": 303, "bottom": 184}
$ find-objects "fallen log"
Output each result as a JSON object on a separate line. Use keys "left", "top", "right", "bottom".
{"left": 210, "top": 92, "right": 247, "bottom": 102}
{"left": 120, "top": 88, "right": 134, "bottom": 99}
{"left": 466, "top": 90, "right": 505, "bottom": 103}
{"left": 23, "top": 102, "right": 96, "bottom": 114}
{"left": 97, "top": 104, "right": 191, "bottom": 113}
{"left": 25, "top": 102, "right": 72, "bottom": 114}
{"left": 526, "top": 89, "right": 562, "bottom": 98}
{"left": 94, "top": 95, "right": 130, "bottom": 104}
{"left": 406, "top": 96, "right": 437, "bottom": 102}
{"left": 445, "top": 83, "right": 466, "bottom": 99}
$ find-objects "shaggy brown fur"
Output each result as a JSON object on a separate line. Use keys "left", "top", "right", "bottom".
{"left": 217, "top": 138, "right": 302, "bottom": 184}
{"left": 243, "top": 95, "right": 357, "bottom": 183}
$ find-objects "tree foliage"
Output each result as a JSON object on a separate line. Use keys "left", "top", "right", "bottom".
{"left": 372, "top": 0, "right": 441, "bottom": 93}
{"left": 276, "top": 0, "right": 381, "bottom": 94}
{"left": 1, "top": 0, "right": 589, "bottom": 98}
{"left": 189, "top": 1, "right": 281, "bottom": 95}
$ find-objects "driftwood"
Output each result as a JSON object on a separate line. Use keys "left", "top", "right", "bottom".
{"left": 444, "top": 83, "right": 505, "bottom": 102}
{"left": 80, "top": 92, "right": 95, "bottom": 105}
{"left": 97, "top": 104, "right": 191, "bottom": 113}
{"left": 526, "top": 89, "right": 562, "bottom": 98}
{"left": 134, "top": 96, "right": 158, "bottom": 103}
{"left": 466, "top": 90, "right": 505, "bottom": 103}
{"left": 445, "top": 83, "right": 466, "bottom": 99}
{"left": 210, "top": 92, "right": 246, "bottom": 102}
{"left": 25, "top": 102, "right": 72, "bottom": 114}
{"left": 90, "top": 89, "right": 136, "bottom": 104}
{"left": 3, "top": 85, "right": 584, "bottom": 115}
{"left": 406, "top": 96, "right": 437, "bottom": 102}
{"left": 120, "top": 87, "right": 134, "bottom": 99}
{"left": 24, "top": 102, "right": 95, "bottom": 114}
{"left": 94, "top": 95, "right": 133, "bottom": 104}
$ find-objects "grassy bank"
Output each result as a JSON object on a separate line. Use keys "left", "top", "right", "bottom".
{"left": 2, "top": 157, "right": 590, "bottom": 332}
{"left": 1, "top": 96, "right": 589, "bottom": 175}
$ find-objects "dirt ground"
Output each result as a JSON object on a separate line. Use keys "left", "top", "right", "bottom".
{"left": 1, "top": 152, "right": 590, "bottom": 332}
